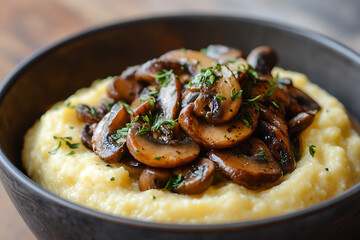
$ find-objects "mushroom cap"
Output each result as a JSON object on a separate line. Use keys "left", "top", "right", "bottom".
{"left": 126, "top": 122, "right": 200, "bottom": 168}
{"left": 208, "top": 137, "right": 282, "bottom": 189}
{"left": 179, "top": 103, "right": 259, "bottom": 149}
{"left": 193, "top": 65, "right": 242, "bottom": 124}
{"left": 247, "top": 46, "right": 278, "bottom": 76}
{"left": 204, "top": 44, "right": 244, "bottom": 64}
{"left": 139, "top": 167, "right": 172, "bottom": 191}
{"left": 173, "top": 157, "right": 216, "bottom": 195}
{"left": 158, "top": 74, "right": 182, "bottom": 120}
{"left": 92, "top": 103, "right": 130, "bottom": 163}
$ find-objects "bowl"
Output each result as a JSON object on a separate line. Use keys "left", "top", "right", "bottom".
{"left": 0, "top": 15, "right": 360, "bottom": 240}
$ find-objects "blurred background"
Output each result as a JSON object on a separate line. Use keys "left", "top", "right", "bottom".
{"left": 0, "top": 0, "right": 359, "bottom": 239}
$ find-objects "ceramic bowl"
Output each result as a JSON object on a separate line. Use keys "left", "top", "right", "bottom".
{"left": 0, "top": 15, "right": 360, "bottom": 240}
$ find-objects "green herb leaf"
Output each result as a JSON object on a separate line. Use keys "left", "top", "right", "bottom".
{"left": 216, "top": 93, "right": 226, "bottom": 100}
{"left": 65, "top": 141, "right": 80, "bottom": 149}
{"left": 264, "top": 81, "right": 278, "bottom": 98}
{"left": 180, "top": 47, "right": 187, "bottom": 53}
{"left": 110, "top": 177, "right": 115, "bottom": 181}
{"left": 65, "top": 102, "right": 77, "bottom": 109}
{"left": 106, "top": 164, "right": 112, "bottom": 168}
{"left": 325, "top": 168, "right": 329, "bottom": 171}
{"left": 242, "top": 111, "right": 253, "bottom": 128}
{"left": 118, "top": 100, "right": 133, "bottom": 114}
{"left": 308, "top": 145, "right": 316, "bottom": 157}
{"left": 135, "top": 124, "right": 151, "bottom": 136}
{"left": 156, "top": 69, "right": 173, "bottom": 88}
{"left": 89, "top": 106, "right": 98, "bottom": 118}
{"left": 154, "top": 156, "right": 162, "bottom": 160}
{"left": 170, "top": 89, "right": 176, "bottom": 96}
{"left": 272, "top": 101, "right": 280, "bottom": 109}
{"left": 189, "top": 66, "right": 222, "bottom": 88}
{"left": 152, "top": 195, "right": 156, "bottom": 200}
{"left": 230, "top": 88, "right": 243, "bottom": 101}
{"left": 48, "top": 141, "right": 61, "bottom": 155}
{"left": 67, "top": 150, "right": 76, "bottom": 155}
{"left": 164, "top": 173, "right": 183, "bottom": 190}
{"left": 135, "top": 149, "right": 141, "bottom": 153}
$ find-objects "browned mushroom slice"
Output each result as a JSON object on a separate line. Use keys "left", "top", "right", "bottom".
{"left": 129, "top": 96, "right": 155, "bottom": 121}
{"left": 172, "top": 157, "right": 216, "bottom": 195}
{"left": 257, "top": 120, "right": 296, "bottom": 174}
{"left": 288, "top": 111, "right": 316, "bottom": 136}
{"left": 192, "top": 65, "right": 242, "bottom": 124}
{"left": 92, "top": 103, "right": 130, "bottom": 163}
{"left": 181, "top": 89, "right": 200, "bottom": 108}
{"left": 126, "top": 122, "right": 200, "bottom": 168}
{"left": 278, "top": 78, "right": 320, "bottom": 112}
{"left": 76, "top": 104, "right": 101, "bottom": 124}
{"left": 179, "top": 103, "right": 259, "bottom": 149}
{"left": 160, "top": 49, "right": 216, "bottom": 75}
{"left": 247, "top": 46, "right": 278, "bottom": 76}
{"left": 139, "top": 167, "right": 172, "bottom": 191}
{"left": 135, "top": 59, "right": 187, "bottom": 84}
{"left": 158, "top": 74, "right": 182, "bottom": 120}
{"left": 204, "top": 44, "right": 244, "bottom": 64}
{"left": 81, "top": 123, "right": 97, "bottom": 150}
{"left": 208, "top": 137, "right": 282, "bottom": 190}
{"left": 107, "top": 66, "right": 145, "bottom": 102}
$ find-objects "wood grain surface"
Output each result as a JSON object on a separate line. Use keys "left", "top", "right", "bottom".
{"left": 0, "top": 0, "right": 359, "bottom": 239}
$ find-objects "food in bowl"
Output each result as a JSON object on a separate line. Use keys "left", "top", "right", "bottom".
{"left": 22, "top": 45, "right": 360, "bottom": 223}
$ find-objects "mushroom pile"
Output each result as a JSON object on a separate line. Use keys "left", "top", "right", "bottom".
{"left": 76, "top": 45, "right": 320, "bottom": 194}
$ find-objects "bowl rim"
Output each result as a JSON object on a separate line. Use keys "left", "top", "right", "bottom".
{"left": 1, "top": 14, "right": 360, "bottom": 231}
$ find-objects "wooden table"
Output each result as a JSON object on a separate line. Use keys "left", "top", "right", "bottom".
{"left": 1, "top": 0, "right": 359, "bottom": 239}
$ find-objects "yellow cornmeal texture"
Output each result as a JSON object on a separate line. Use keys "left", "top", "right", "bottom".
{"left": 22, "top": 68, "right": 360, "bottom": 223}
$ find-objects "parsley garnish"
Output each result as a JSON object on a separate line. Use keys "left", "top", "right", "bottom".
{"left": 216, "top": 93, "right": 226, "bottom": 100}
{"left": 135, "top": 149, "right": 140, "bottom": 153}
{"left": 264, "top": 80, "right": 278, "bottom": 99}
{"left": 106, "top": 164, "right": 112, "bottom": 168}
{"left": 110, "top": 177, "right": 115, "bottom": 181}
{"left": 180, "top": 47, "right": 187, "bottom": 53}
{"left": 118, "top": 100, "right": 133, "bottom": 114}
{"left": 135, "top": 124, "right": 151, "bottom": 136}
{"left": 257, "top": 150, "right": 267, "bottom": 163}
{"left": 170, "top": 89, "right": 176, "bottom": 96}
{"left": 272, "top": 101, "right": 280, "bottom": 109}
{"left": 295, "top": 150, "right": 302, "bottom": 161}
{"left": 65, "top": 102, "right": 77, "bottom": 109}
{"left": 111, "top": 116, "right": 139, "bottom": 140}
{"left": 156, "top": 69, "right": 173, "bottom": 88}
{"left": 230, "top": 88, "right": 243, "bottom": 101}
{"left": 152, "top": 195, "right": 156, "bottom": 200}
{"left": 189, "top": 66, "right": 222, "bottom": 88}
{"left": 325, "top": 168, "right": 329, "bottom": 171}
{"left": 238, "top": 64, "right": 259, "bottom": 80}
{"left": 48, "top": 141, "right": 61, "bottom": 155}
{"left": 242, "top": 111, "right": 253, "bottom": 128}
{"left": 154, "top": 156, "right": 162, "bottom": 160}
{"left": 164, "top": 173, "right": 183, "bottom": 190}
{"left": 308, "top": 145, "right": 316, "bottom": 157}
{"left": 67, "top": 150, "right": 76, "bottom": 155}
{"left": 89, "top": 106, "right": 98, "bottom": 118}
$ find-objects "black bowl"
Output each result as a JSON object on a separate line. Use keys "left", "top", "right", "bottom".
{"left": 0, "top": 15, "right": 360, "bottom": 240}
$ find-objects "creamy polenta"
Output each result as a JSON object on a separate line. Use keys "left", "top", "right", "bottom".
{"left": 22, "top": 68, "right": 360, "bottom": 223}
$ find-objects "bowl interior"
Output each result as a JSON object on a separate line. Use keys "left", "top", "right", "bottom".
{"left": 1, "top": 15, "right": 360, "bottom": 223}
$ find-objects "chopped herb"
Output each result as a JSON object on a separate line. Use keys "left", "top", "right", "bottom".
{"left": 67, "top": 150, "right": 76, "bottom": 155}
{"left": 188, "top": 66, "right": 222, "bottom": 88}
{"left": 106, "top": 164, "right": 112, "bottom": 168}
{"left": 152, "top": 195, "right": 156, "bottom": 200}
{"left": 200, "top": 47, "right": 208, "bottom": 55}
{"left": 180, "top": 47, "right": 186, "bottom": 53}
{"left": 264, "top": 80, "right": 278, "bottom": 98}
{"left": 242, "top": 111, "right": 253, "bottom": 128}
{"left": 325, "top": 168, "right": 329, "bottom": 171}
{"left": 237, "top": 64, "right": 259, "bottom": 80}
{"left": 69, "top": 126, "right": 74, "bottom": 129}
{"left": 142, "top": 115, "right": 150, "bottom": 123}
{"left": 156, "top": 69, "right": 173, "bottom": 88}
{"left": 230, "top": 88, "right": 243, "bottom": 101}
{"left": 164, "top": 173, "right": 183, "bottom": 190}
{"left": 280, "top": 158, "right": 284, "bottom": 172}
{"left": 308, "top": 145, "right": 316, "bottom": 157}
{"left": 48, "top": 141, "right": 61, "bottom": 155}
{"left": 135, "top": 149, "right": 141, "bottom": 153}
{"left": 110, "top": 177, "right": 115, "bottom": 181}
{"left": 205, "top": 113, "right": 210, "bottom": 118}
{"left": 272, "top": 101, "right": 280, "bottom": 109}
{"left": 118, "top": 100, "right": 133, "bottom": 114}
{"left": 101, "top": 100, "right": 114, "bottom": 112}
{"left": 149, "top": 91, "right": 159, "bottom": 97}
{"left": 135, "top": 124, "right": 151, "bottom": 136}
{"left": 139, "top": 96, "right": 156, "bottom": 108}
{"left": 118, "top": 141, "right": 124, "bottom": 146}
{"left": 214, "top": 63, "right": 221, "bottom": 70}
{"left": 65, "top": 141, "right": 80, "bottom": 149}
{"left": 154, "top": 156, "right": 162, "bottom": 160}
{"left": 65, "top": 102, "right": 77, "bottom": 109}
{"left": 54, "top": 136, "right": 72, "bottom": 141}
{"left": 196, "top": 60, "right": 200, "bottom": 65}
{"left": 216, "top": 93, "right": 226, "bottom": 100}
{"left": 257, "top": 150, "right": 267, "bottom": 162}
{"left": 111, "top": 115, "right": 140, "bottom": 140}
{"left": 89, "top": 106, "right": 98, "bottom": 118}
{"left": 176, "top": 102, "right": 180, "bottom": 108}
{"left": 160, "top": 119, "right": 178, "bottom": 130}
{"left": 243, "top": 95, "right": 261, "bottom": 106}
{"left": 170, "top": 89, "right": 176, "bottom": 96}
{"left": 227, "top": 59, "right": 237, "bottom": 63}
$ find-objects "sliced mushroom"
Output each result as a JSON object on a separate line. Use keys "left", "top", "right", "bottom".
{"left": 172, "top": 157, "right": 216, "bottom": 195}
{"left": 126, "top": 122, "right": 200, "bottom": 168}
{"left": 76, "top": 104, "right": 101, "bottom": 124}
{"left": 204, "top": 44, "right": 244, "bottom": 64}
{"left": 256, "top": 120, "right": 296, "bottom": 174}
{"left": 287, "top": 111, "right": 315, "bottom": 136}
{"left": 160, "top": 49, "right": 216, "bottom": 75}
{"left": 158, "top": 74, "right": 182, "bottom": 120}
{"left": 135, "top": 59, "right": 187, "bottom": 84}
{"left": 129, "top": 96, "right": 155, "bottom": 121}
{"left": 278, "top": 78, "right": 321, "bottom": 112}
{"left": 181, "top": 89, "right": 200, "bottom": 108}
{"left": 208, "top": 137, "right": 282, "bottom": 189}
{"left": 179, "top": 103, "right": 259, "bottom": 149}
{"left": 193, "top": 65, "right": 242, "bottom": 124}
{"left": 139, "top": 167, "right": 172, "bottom": 191}
{"left": 81, "top": 123, "right": 97, "bottom": 150}
{"left": 92, "top": 103, "right": 130, "bottom": 163}
{"left": 247, "top": 46, "right": 278, "bottom": 76}
{"left": 106, "top": 66, "right": 145, "bottom": 102}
